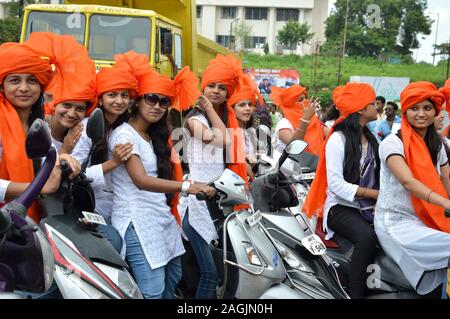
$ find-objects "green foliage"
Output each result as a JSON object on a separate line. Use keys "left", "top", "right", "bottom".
{"left": 232, "top": 21, "right": 252, "bottom": 52}
{"left": 244, "top": 53, "right": 448, "bottom": 97}
{"left": 276, "top": 21, "right": 314, "bottom": 53}
{"left": 325, "top": 0, "right": 432, "bottom": 58}
{"left": 0, "top": 17, "right": 22, "bottom": 44}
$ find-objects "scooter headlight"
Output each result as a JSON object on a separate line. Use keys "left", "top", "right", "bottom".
{"left": 242, "top": 242, "right": 262, "bottom": 266}
{"left": 94, "top": 262, "right": 143, "bottom": 299}
{"left": 274, "top": 240, "right": 304, "bottom": 270}
{"left": 34, "top": 228, "right": 55, "bottom": 291}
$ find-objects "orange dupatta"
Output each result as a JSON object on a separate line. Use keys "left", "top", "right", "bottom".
{"left": 400, "top": 82, "right": 450, "bottom": 232}
{"left": 302, "top": 83, "right": 376, "bottom": 218}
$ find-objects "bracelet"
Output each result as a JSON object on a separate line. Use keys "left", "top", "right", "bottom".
{"left": 181, "top": 181, "right": 191, "bottom": 197}
{"left": 427, "top": 190, "right": 433, "bottom": 203}
{"left": 300, "top": 118, "right": 310, "bottom": 124}
{"left": 295, "top": 127, "right": 305, "bottom": 133}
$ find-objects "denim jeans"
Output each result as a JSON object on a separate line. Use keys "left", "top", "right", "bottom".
{"left": 124, "top": 223, "right": 182, "bottom": 299}
{"left": 182, "top": 210, "right": 218, "bottom": 299}
{"left": 97, "top": 223, "right": 122, "bottom": 253}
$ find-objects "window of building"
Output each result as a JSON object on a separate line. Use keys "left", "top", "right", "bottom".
{"left": 245, "top": 36, "right": 266, "bottom": 49}
{"left": 216, "top": 35, "right": 235, "bottom": 48}
{"left": 196, "top": 6, "right": 202, "bottom": 19}
{"left": 245, "top": 7, "right": 267, "bottom": 20}
{"left": 221, "top": 7, "right": 236, "bottom": 19}
{"left": 276, "top": 8, "right": 299, "bottom": 21}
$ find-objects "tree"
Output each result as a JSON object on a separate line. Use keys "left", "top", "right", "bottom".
{"left": 325, "top": 0, "right": 432, "bottom": 58}
{"left": 0, "top": 17, "right": 22, "bottom": 44}
{"left": 263, "top": 42, "right": 269, "bottom": 55}
{"left": 276, "top": 20, "right": 314, "bottom": 53}
{"left": 231, "top": 21, "right": 252, "bottom": 52}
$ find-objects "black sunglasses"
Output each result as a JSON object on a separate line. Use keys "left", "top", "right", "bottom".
{"left": 143, "top": 94, "right": 171, "bottom": 109}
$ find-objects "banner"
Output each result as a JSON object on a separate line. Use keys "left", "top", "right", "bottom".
{"left": 350, "top": 76, "right": 410, "bottom": 101}
{"left": 243, "top": 68, "right": 300, "bottom": 95}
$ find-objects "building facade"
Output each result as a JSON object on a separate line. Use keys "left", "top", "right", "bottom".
{"left": 196, "top": 0, "right": 329, "bottom": 55}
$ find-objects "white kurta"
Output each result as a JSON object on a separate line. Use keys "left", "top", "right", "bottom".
{"left": 273, "top": 118, "right": 293, "bottom": 153}
{"left": 109, "top": 123, "right": 185, "bottom": 269}
{"left": 374, "top": 134, "right": 450, "bottom": 294}
{"left": 184, "top": 113, "right": 224, "bottom": 244}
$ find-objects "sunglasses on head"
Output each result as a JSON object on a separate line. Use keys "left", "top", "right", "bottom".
{"left": 143, "top": 94, "right": 170, "bottom": 108}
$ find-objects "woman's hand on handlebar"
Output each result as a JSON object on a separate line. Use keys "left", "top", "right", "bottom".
{"left": 59, "top": 154, "right": 81, "bottom": 179}
{"left": 41, "top": 154, "right": 81, "bottom": 194}
{"left": 188, "top": 183, "right": 216, "bottom": 198}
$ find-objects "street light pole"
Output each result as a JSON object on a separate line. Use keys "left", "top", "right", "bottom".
{"left": 337, "top": 0, "right": 349, "bottom": 85}
{"left": 432, "top": 13, "right": 440, "bottom": 66}
{"left": 229, "top": 17, "right": 241, "bottom": 50}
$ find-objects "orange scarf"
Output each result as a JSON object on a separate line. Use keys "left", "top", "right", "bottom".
{"left": 302, "top": 83, "right": 376, "bottom": 218}
{"left": 440, "top": 78, "right": 450, "bottom": 113}
{"left": 25, "top": 32, "right": 97, "bottom": 116}
{"left": 0, "top": 42, "right": 53, "bottom": 222}
{"left": 96, "top": 61, "right": 138, "bottom": 98}
{"left": 270, "top": 85, "right": 324, "bottom": 156}
{"left": 400, "top": 81, "right": 450, "bottom": 232}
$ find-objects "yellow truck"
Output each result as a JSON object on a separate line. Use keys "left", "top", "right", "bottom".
{"left": 20, "top": 0, "right": 230, "bottom": 77}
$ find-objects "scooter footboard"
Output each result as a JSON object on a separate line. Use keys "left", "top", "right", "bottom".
{"left": 259, "top": 283, "right": 311, "bottom": 299}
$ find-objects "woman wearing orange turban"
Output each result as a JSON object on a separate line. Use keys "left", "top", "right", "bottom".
{"left": 70, "top": 52, "right": 140, "bottom": 252}
{"left": 180, "top": 53, "right": 246, "bottom": 298}
{"left": 302, "top": 83, "right": 379, "bottom": 298}
{"left": 374, "top": 81, "right": 450, "bottom": 295}
{"left": 24, "top": 32, "right": 97, "bottom": 156}
{"left": 107, "top": 51, "right": 214, "bottom": 299}
{"left": 270, "top": 84, "right": 323, "bottom": 157}
{"left": 439, "top": 78, "right": 450, "bottom": 139}
{"left": 0, "top": 41, "right": 79, "bottom": 222}
{"left": 227, "top": 74, "right": 262, "bottom": 180}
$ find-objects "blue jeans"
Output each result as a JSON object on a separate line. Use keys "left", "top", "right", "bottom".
{"left": 97, "top": 223, "right": 122, "bottom": 253}
{"left": 124, "top": 223, "right": 182, "bottom": 299}
{"left": 182, "top": 211, "right": 218, "bottom": 299}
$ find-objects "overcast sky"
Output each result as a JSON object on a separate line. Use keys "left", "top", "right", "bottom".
{"left": 327, "top": 0, "right": 450, "bottom": 64}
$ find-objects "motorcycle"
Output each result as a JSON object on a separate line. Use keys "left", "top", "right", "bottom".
{"left": 253, "top": 138, "right": 445, "bottom": 298}
{"left": 179, "top": 163, "right": 342, "bottom": 299}
{"left": 0, "top": 119, "right": 56, "bottom": 298}
{"left": 38, "top": 109, "right": 142, "bottom": 299}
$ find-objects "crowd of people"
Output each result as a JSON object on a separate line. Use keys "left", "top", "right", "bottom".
{"left": 1, "top": 31, "right": 450, "bottom": 299}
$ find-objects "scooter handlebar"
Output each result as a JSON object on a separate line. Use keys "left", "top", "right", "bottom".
{"left": 445, "top": 209, "right": 450, "bottom": 218}
{"left": 60, "top": 160, "right": 73, "bottom": 179}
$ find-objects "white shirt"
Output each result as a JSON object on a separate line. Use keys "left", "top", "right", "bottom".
{"left": 0, "top": 136, "right": 10, "bottom": 202}
{"left": 109, "top": 123, "right": 185, "bottom": 269}
{"left": 184, "top": 113, "right": 225, "bottom": 244}
{"left": 243, "top": 127, "right": 256, "bottom": 155}
{"left": 274, "top": 118, "right": 293, "bottom": 152}
{"left": 71, "top": 118, "right": 112, "bottom": 221}
{"left": 323, "top": 132, "right": 365, "bottom": 239}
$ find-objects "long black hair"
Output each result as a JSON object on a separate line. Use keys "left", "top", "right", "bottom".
{"left": 91, "top": 104, "right": 130, "bottom": 165}
{"left": 28, "top": 93, "right": 45, "bottom": 126}
{"left": 333, "top": 113, "right": 380, "bottom": 184}
{"left": 130, "top": 98, "right": 173, "bottom": 205}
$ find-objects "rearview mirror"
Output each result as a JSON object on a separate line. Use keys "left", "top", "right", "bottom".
{"left": 285, "top": 140, "right": 308, "bottom": 155}
{"left": 26, "top": 119, "right": 52, "bottom": 159}
{"left": 161, "top": 29, "right": 172, "bottom": 55}
{"left": 278, "top": 140, "right": 308, "bottom": 169}
{"left": 86, "top": 108, "right": 105, "bottom": 145}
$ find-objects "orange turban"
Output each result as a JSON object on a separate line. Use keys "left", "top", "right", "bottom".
{"left": 302, "top": 82, "right": 376, "bottom": 218}
{"left": 399, "top": 82, "right": 449, "bottom": 232}
{"left": 439, "top": 78, "right": 450, "bottom": 113}
{"left": 270, "top": 84, "right": 324, "bottom": 156}
{"left": 332, "top": 85, "right": 345, "bottom": 104}
{"left": 96, "top": 54, "right": 139, "bottom": 98}
{"left": 227, "top": 73, "right": 261, "bottom": 108}
{"left": 25, "top": 32, "right": 97, "bottom": 116}
{"left": 201, "top": 54, "right": 242, "bottom": 98}
{"left": 0, "top": 42, "right": 53, "bottom": 222}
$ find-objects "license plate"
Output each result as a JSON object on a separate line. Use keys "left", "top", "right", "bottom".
{"left": 301, "top": 173, "right": 316, "bottom": 180}
{"left": 81, "top": 211, "right": 107, "bottom": 226}
{"left": 301, "top": 234, "right": 326, "bottom": 255}
{"left": 247, "top": 211, "right": 262, "bottom": 227}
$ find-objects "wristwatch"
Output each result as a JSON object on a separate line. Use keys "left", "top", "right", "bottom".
{"left": 181, "top": 181, "right": 191, "bottom": 197}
